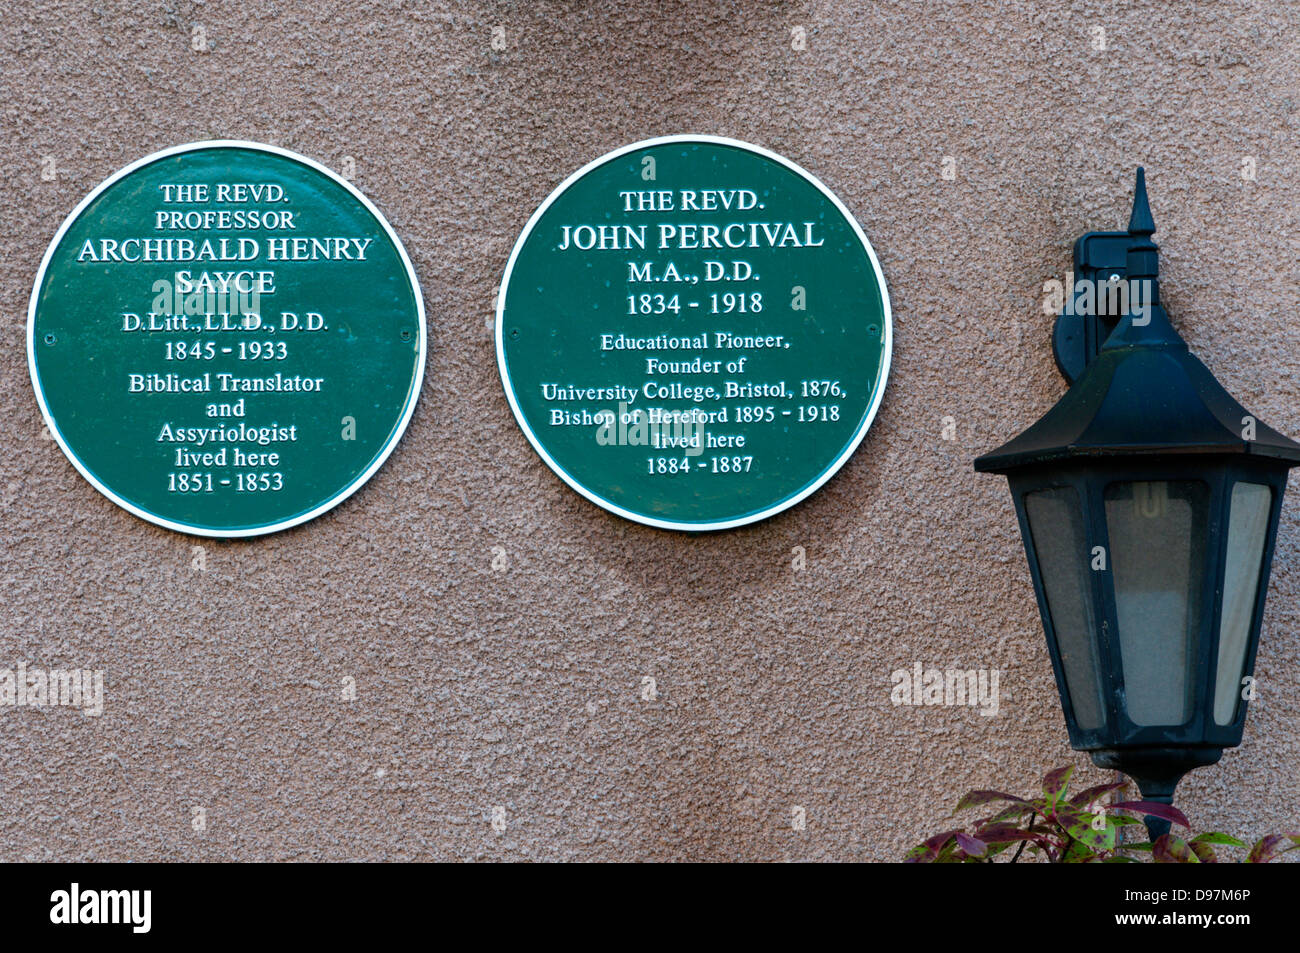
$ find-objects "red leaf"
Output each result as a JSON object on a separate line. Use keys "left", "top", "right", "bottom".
{"left": 923, "top": 829, "right": 961, "bottom": 850}
{"left": 956, "top": 790, "right": 1025, "bottom": 812}
{"left": 978, "top": 825, "right": 1048, "bottom": 846}
{"left": 1110, "top": 801, "right": 1189, "bottom": 829}
{"left": 980, "top": 802, "right": 1038, "bottom": 826}
{"left": 905, "top": 829, "right": 963, "bottom": 863}
{"left": 1068, "top": 780, "right": 1130, "bottom": 808}
{"left": 955, "top": 832, "right": 988, "bottom": 857}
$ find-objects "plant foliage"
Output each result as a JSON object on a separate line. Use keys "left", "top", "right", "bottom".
{"left": 906, "top": 766, "right": 1300, "bottom": 863}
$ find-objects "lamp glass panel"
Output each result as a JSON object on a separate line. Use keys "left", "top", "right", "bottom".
{"left": 1214, "top": 482, "right": 1272, "bottom": 726}
{"left": 1024, "top": 487, "right": 1106, "bottom": 730}
{"left": 1104, "top": 481, "right": 1208, "bottom": 727}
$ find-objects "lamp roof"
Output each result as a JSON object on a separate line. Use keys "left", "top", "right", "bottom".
{"left": 975, "top": 171, "right": 1300, "bottom": 474}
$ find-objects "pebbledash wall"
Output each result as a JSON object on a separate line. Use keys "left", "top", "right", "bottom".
{"left": 2, "top": 1, "right": 1299, "bottom": 862}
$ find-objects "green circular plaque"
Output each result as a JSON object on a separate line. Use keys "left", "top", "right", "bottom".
{"left": 497, "top": 135, "right": 891, "bottom": 531}
{"left": 28, "top": 141, "right": 425, "bottom": 537}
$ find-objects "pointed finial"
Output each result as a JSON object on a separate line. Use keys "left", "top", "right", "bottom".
{"left": 1125, "top": 168, "right": 1159, "bottom": 285}
{"left": 1128, "top": 167, "right": 1155, "bottom": 237}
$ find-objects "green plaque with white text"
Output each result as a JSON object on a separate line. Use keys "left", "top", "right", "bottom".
{"left": 28, "top": 141, "right": 425, "bottom": 537}
{"left": 497, "top": 136, "right": 891, "bottom": 531}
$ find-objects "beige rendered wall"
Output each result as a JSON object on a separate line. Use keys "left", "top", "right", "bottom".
{"left": 2, "top": 1, "right": 1299, "bottom": 861}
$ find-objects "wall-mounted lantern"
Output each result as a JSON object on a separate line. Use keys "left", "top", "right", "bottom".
{"left": 975, "top": 170, "right": 1300, "bottom": 836}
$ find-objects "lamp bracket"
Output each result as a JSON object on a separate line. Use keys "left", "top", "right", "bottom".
{"left": 1051, "top": 230, "right": 1142, "bottom": 384}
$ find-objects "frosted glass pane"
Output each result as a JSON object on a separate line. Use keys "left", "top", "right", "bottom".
{"left": 1214, "top": 483, "right": 1272, "bottom": 725}
{"left": 1025, "top": 487, "right": 1106, "bottom": 730}
{"left": 1105, "top": 481, "right": 1207, "bottom": 726}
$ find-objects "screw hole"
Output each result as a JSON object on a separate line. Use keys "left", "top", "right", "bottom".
{"left": 43, "top": 333, "right": 56, "bottom": 345}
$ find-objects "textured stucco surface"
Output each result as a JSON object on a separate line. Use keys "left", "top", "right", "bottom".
{"left": 2, "top": 1, "right": 1299, "bottom": 861}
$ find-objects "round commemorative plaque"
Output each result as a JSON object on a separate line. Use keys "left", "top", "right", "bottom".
{"left": 497, "top": 135, "right": 891, "bottom": 531}
{"left": 28, "top": 141, "right": 425, "bottom": 537}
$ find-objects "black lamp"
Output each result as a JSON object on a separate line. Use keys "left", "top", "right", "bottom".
{"left": 975, "top": 170, "right": 1300, "bottom": 837}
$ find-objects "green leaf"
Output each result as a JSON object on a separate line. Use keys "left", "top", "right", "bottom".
{"left": 1152, "top": 835, "right": 1198, "bottom": 863}
{"left": 1066, "top": 814, "right": 1117, "bottom": 853}
{"left": 1110, "top": 815, "right": 1146, "bottom": 827}
{"left": 1042, "top": 766, "right": 1073, "bottom": 813}
{"left": 903, "top": 843, "right": 934, "bottom": 863}
{"left": 1060, "top": 839, "right": 1100, "bottom": 863}
{"left": 1246, "top": 833, "right": 1300, "bottom": 864}
{"left": 1189, "top": 841, "right": 1218, "bottom": 863}
{"left": 935, "top": 838, "right": 965, "bottom": 863}
{"left": 1189, "top": 832, "right": 1246, "bottom": 848}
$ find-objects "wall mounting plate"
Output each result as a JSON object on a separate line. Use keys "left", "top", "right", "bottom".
{"left": 1052, "top": 229, "right": 1141, "bottom": 384}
